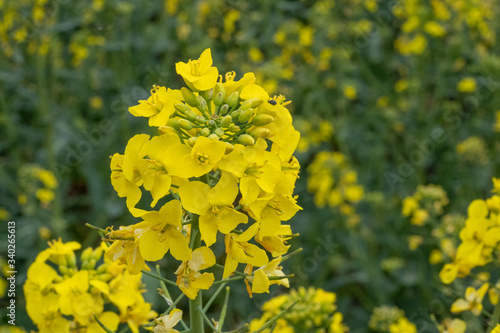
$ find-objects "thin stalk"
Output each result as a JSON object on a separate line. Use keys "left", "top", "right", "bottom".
{"left": 203, "top": 282, "right": 228, "bottom": 312}
{"left": 217, "top": 287, "right": 231, "bottom": 333}
{"left": 141, "top": 270, "right": 177, "bottom": 287}
{"left": 189, "top": 214, "right": 205, "bottom": 333}
{"left": 489, "top": 301, "right": 500, "bottom": 333}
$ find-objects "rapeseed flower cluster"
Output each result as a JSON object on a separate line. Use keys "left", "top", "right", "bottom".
{"left": 107, "top": 48, "right": 301, "bottom": 315}
{"left": 307, "top": 151, "right": 363, "bottom": 226}
{"left": 393, "top": 0, "right": 495, "bottom": 55}
{"left": 24, "top": 239, "right": 155, "bottom": 333}
{"left": 402, "top": 184, "right": 449, "bottom": 226}
{"left": 249, "top": 287, "right": 348, "bottom": 333}
{"left": 295, "top": 118, "right": 334, "bottom": 153}
{"left": 368, "top": 306, "right": 417, "bottom": 333}
{"left": 438, "top": 179, "right": 500, "bottom": 322}
{"left": 17, "top": 165, "right": 58, "bottom": 210}
{"left": 456, "top": 136, "right": 489, "bottom": 165}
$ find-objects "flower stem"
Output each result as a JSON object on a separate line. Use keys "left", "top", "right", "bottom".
{"left": 489, "top": 301, "right": 500, "bottom": 333}
{"left": 189, "top": 214, "right": 205, "bottom": 333}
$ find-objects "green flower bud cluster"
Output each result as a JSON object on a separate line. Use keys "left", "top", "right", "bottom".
{"left": 161, "top": 84, "right": 276, "bottom": 148}
{"left": 368, "top": 306, "right": 405, "bottom": 332}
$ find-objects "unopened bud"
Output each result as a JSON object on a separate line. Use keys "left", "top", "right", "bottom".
{"left": 158, "top": 125, "right": 176, "bottom": 135}
{"left": 228, "top": 124, "right": 241, "bottom": 132}
{"left": 250, "top": 127, "right": 271, "bottom": 139}
{"left": 59, "top": 265, "right": 69, "bottom": 275}
{"left": 230, "top": 109, "right": 241, "bottom": 119}
{"left": 208, "top": 133, "right": 220, "bottom": 140}
{"left": 219, "top": 104, "right": 230, "bottom": 115}
{"left": 200, "top": 128, "right": 211, "bottom": 137}
{"left": 197, "top": 95, "right": 208, "bottom": 113}
{"left": 220, "top": 115, "right": 232, "bottom": 128}
{"left": 251, "top": 114, "right": 274, "bottom": 126}
{"left": 238, "top": 134, "right": 255, "bottom": 146}
{"left": 214, "top": 83, "right": 226, "bottom": 105}
{"left": 98, "top": 273, "right": 112, "bottom": 281}
{"left": 187, "top": 137, "right": 198, "bottom": 147}
{"left": 92, "top": 247, "right": 103, "bottom": 262}
{"left": 185, "top": 110, "right": 198, "bottom": 122}
{"left": 202, "top": 88, "right": 213, "bottom": 101}
{"left": 179, "top": 119, "right": 194, "bottom": 131}
{"left": 81, "top": 247, "right": 93, "bottom": 263}
{"left": 225, "top": 91, "right": 239, "bottom": 108}
{"left": 181, "top": 87, "right": 198, "bottom": 107}
{"left": 240, "top": 98, "right": 262, "bottom": 110}
{"left": 174, "top": 103, "right": 191, "bottom": 114}
{"left": 96, "top": 263, "right": 109, "bottom": 274}
{"left": 66, "top": 252, "right": 77, "bottom": 268}
{"left": 225, "top": 142, "right": 234, "bottom": 153}
{"left": 196, "top": 116, "right": 207, "bottom": 124}
{"left": 215, "top": 128, "right": 225, "bottom": 137}
{"left": 167, "top": 118, "right": 180, "bottom": 129}
{"left": 238, "top": 108, "right": 254, "bottom": 123}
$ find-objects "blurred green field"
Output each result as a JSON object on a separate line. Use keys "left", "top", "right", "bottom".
{"left": 1, "top": 0, "right": 500, "bottom": 332}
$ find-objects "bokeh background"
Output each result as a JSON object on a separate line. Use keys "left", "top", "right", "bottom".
{"left": 1, "top": 0, "right": 500, "bottom": 332}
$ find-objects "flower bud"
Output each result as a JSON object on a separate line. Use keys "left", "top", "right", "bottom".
{"left": 187, "top": 137, "right": 197, "bottom": 147}
{"left": 196, "top": 116, "right": 207, "bottom": 124}
{"left": 174, "top": 103, "right": 191, "bottom": 114}
{"left": 167, "top": 118, "right": 180, "bottom": 129}
{"left": 98, "top": 273, "right": 112, "bottom": 281}
{"left": 240, "top": 98, "right": 262, "bottom": 110}
{"left": 228, "top": 124, "right": 240, "bottom": 132}
{"left": 214, "top": 83, "right": 226, "bottom": 105}
{"left": 81, "top": 247, "right": 93, "bottom": 263}
{"left": 208, "top": 133, "right": 220, "bottom": 140}
{"left": 96, "top": 263, "right": 109, "bottom": 274}
{"left": 215, "top": 128, "right": 225, "bottom": 137}
{"left": 87, "top": 258, "right": 96, "bottom": 270}
{"left": 200, "top": 128, "right": 211, "bottom": 137}
{"left": 238, "top": 134, "right": 256, "bottom": 146}
{"left": 158, "top": 126, "right": 177, "bottom": 135}
{"left": 219, "top": 104, "right": 230, "bottom": 115}
{"left": 185, "top": 110, "right": 198, "bottom": 122}
{"left": 201, "top": 88, "right": 213, "bottom": 101}
{"left": 208, "top": 119, "right": 216, "bottom": 127}
{"left": 238, "top": 108, "right": 254, "bottom": 123}
{"left": 179, "top": 119, "right": 194, "bottom": 131}
{"left": 230, "top": 109, "right": 241, "bottom": 119}
{"left": 225, "top": 91, "right": 239, "bottom": 108}
{"left": 214, "top": 92, "right": 225, "bottom": 106}
{"left": 181, "top": 87, "right": 198, "bottom": 107}
{"left": 66, "top": 252, "right": 77, "bottom": 268}
{"left": 59, "top": 265, "right": 69, "bottom": 275}
{"left": 250, "top": 127, "right": 271, "bottom": 139}
{"left": 225, "top": 142, "right": 234, "bottom": 153}
{"left": 197, "top": 95, "right": 208, "bottom": 114}
{"left": 251, "top": 114, "right": 274, "bottom": 126}
{"left": 92, "top": 247, "right": 103, "bottom": 262}
{"left": 220, "top": 115, "right": 232, "bottom": 128}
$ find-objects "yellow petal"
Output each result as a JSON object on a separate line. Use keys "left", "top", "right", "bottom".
{"left": 200, "top": 212, "right": 220, "bottom": 246}
{"left": 139, "top": 229, "right": 170, "bottom": 261}
{"left": 451, "top": 299, "right": 470, "bottom": 313}
{"left": 166, "top": 230, "right": 192, "bottom": 262}
{"left": 218, "top": 207, "right": 248, "bottom": 234}
{"left": 240, "top": 84, "right": 269, "bottom": 101}
{"left": 179, "top": 181, "right": 211, "bottom": 215}
{"left": 208, "top": 172, "right": 238, "bottom": 206}
{"left": 252, "top": 269, "right": 270, "bottom": 294}
{"left": 468, "top": 199, "right": 488, "bottom": 218}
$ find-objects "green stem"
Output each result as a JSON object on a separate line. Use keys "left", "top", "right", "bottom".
{"left": 189, "top": 214, "right": 205, "bottom": 333}
{"left": 489, "top": 300, "right": 500, "bottom": 332}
